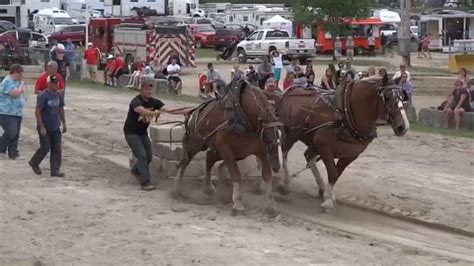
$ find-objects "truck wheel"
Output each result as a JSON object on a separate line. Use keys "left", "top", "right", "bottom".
{"left": 299, "top": 57, "right": 308, "bottom": 65}
{"left": 195, "top": 41, "right": 202, "bottom": 49}
{"left": 237, "top": 49, "right": 247, "bottom": 63}
{"left": 125, "top": 54, "right": 134, "bottom": 74}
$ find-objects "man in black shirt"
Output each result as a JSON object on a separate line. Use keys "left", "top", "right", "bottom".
{"left": 124, "top": 84, "right": 188, "bottom": 190}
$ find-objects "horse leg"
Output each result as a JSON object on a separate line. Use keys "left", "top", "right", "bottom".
{"left": 219, "top": 149, "right": 244, "bottom": 215}
{"left": 275, "top": 149, "right": 290, "bottom": 196}
{"left": 260, "top": 156, "right": 277, "bottom": 216}
{"left": 172, "top": 158, "right": 191, "bottom": 198}
{"left": 203, "top": 150, "right": 220, "bottom": 196}
{"left": 308, "top": 158, "right": 325, "bottom": 199}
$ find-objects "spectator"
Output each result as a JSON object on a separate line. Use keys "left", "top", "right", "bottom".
{"left": 283, "top": 71, "right": 295, "bottom": 91}
{"left": 29, "top": 75, "right": 66, "bottom": 177}
{"left": 104, "top": 55, "right": 116, "bottom": 86}
{"left": 393, "top": 63, "right": 411, "bottom": 84}
{"left": 443, "top": 80, "right": 471, "bottom": 130}
{"left": 458, "top": 67, "right": 470, "bottom": 89}
{"left": 367, "top": 65, "right": 377, "bottom": 77}
{"left": 113, "top": 55, "right": 126, "bottom": 87}
{"left": 35, "top": 61, "right": 65, "bottom": 94}
{"left": 294, "top": 72, "right": 308, "bottom": 88}
{"left": 270, "top": 50, "right": 283, "bottom": 88}
{"left": 320, "top": 67, "right": 336, "bottom": 91}
{"left": 257, "top": 57, "right": 273, "bottom": 90}
{"left": 343, "top": 59, "right": 357, "bottom": 80}
{"left": 126, "top": 58, "right": 146, "bottom": 89}
{"left": 53, "top": 47, "right": 70, "bottom": 85}
{"left": 207, "top": 63, "right": 226, "bottom": 98}
{"left": 167, "top": 58, "right": 182, "bottom": 92}
{"left": 144, "top": 58, "right": 160, "bottom": 78}
{"left": 396, "top": 72, "right": 413, "bottom": 105}
{"left": 422, "top": 34, "right": 432, "bottom": 59}
{"left": 0, "top": 64, "right": 26, "bottom": 160}
{"left": 381, "top": 32, "right": 387, "bottom": 56}
{"left": 286, "top": 58, "right": 300, "bottom": 74}
{"left": 246, "top": 64, "right": 259, "bottom": 85}
{"left": 231, "top": 64, "right": 245, "bottom": 82}
{"left": 265, "top": 77, "right": 280, "bottom": 94}
{"left": 305, "top": 64, "right": 315, "bottom": 86}
{"left": 84, "top": 42, "right": 100, "bottom": 83}
{"left": 49, "top": 40, "right": 64, "bottom": 60}
{"left": 64, "top": 38, "right": 75, "bottom": 61}
{"left": 334, "top": 37, "right": 342, "bottom": 61}
{"left": 346, "top": 35, "right": 355, "bottom": 61}
{"left": 368, "top": 35, "right": 376, "bottom": 57}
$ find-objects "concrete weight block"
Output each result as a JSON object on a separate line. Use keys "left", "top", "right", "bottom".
{"left": 150, "top": 157, "right": 206, "bottom": 179}
{"left": 149, "top": 124, "right": 185, "bottom": 143}
{"left": 152, "top": 141, "right": 207, "bottom": 161}
{"left": 418, "top": 108, "right": 474, "bottom": 130}
{"left": 118, "top": 74, "right": 130, "bottom": 87}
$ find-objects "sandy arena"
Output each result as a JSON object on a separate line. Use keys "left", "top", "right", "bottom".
{"left": 0, "top": 54, "right": 473, "bottom": 265}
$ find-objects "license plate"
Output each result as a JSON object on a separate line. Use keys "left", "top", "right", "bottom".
{"left": 298, "top": 44, "right": 305, "bottom": 48}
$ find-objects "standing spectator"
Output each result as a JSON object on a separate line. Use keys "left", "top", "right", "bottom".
{"left": 113, "top": 55, "right": 126, "bottom": 87}
{"left": 84, "top": 42, "right": 100, "bottom": 83}
{"left": 396, "top": 73, "right": 413, "bottom": 105}
{"left": 305, "top": 64, "right": 315, "bottom": 86}
{"left": 64, "top": 38, "right": 75, "bottom": 61}
{"left": 368, "top": 35, "right": 376, "bottom": 57}
{"left": 257, "top": 57, "right": 273, "bottom": 90}
{"left": 443, "top": 80, "right": 471, "bottom": 130}
{"left": 104, "top": 55, "right": 116, "bottom": 86}
{"left": 320, "top": 67, "right": 336, "bottom": 91}
{"left": 334, "top": 37, "right": 342, "bottom": 61}
{"left": 422, "top": 34, "right": 432, "bottom": 59}
{"left": 346, "top": 35, "right": 355, "bottom": 61}
{"left": 270, "top": 50, "right": 283, "bottom": 88}
{"left": 246, "top": 64, "right": 259, "bottom": 85}
{"left": 124, "top": 84, "right": 188, "bottom": 190}
{"left": 380, "top": 32, "right": 387, "bottom": 56}
{"left": 283, "top": 71, "right": 295, "bottom": 91}
{"left": 126, "top": 58, "right": 146, "bottom": 89}
{"left": 231, "top": 65, "right": 245, "bottom": 81}
{"left": 35, "top": 61, "right": 65, "bottom": 94}
{"left": 207, "top": 63, "right": 226, "bottom": 98}
{"left": 29, "top": 75, "right": 66, "bottom": 177}
{"left": 393, "top": 63, "right": 411, "bottom": 84}
{"left": 49, "top": 40, "right": 64, "bottom": 60}
{"left": 53, "top": 47, "right": 70, "bottom": 85}
{"left": 0, "top": 64, "right": 26, "bottom": 160}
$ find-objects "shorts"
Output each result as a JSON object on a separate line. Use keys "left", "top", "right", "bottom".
{"left": 168, "top": 76, "right": 181, "bottom": 84}
{"left": 273, "top": 68, "right": 282, "bottom": 81}
{"left": 87, "top": 64, "right": 97, "bottom": 74}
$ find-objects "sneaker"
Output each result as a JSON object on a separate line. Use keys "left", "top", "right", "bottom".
{"left": 51, "top": 172, "right": 66, "bottom": 177}
{"left": 29, "top": 161, "right": 42, "bottom": 175}
{"left": 141, "top": 184, "right": 156, "bottom": 191}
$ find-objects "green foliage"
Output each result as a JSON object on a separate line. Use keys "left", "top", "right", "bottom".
{"left": 293, "top": 0, "right": 372, "bottom": 38}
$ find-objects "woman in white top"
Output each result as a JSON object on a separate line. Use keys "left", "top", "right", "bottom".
{"left": 271, "top": 50, "right": 283, "bottom": 88}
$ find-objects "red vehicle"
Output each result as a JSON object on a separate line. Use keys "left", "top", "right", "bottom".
{"left": 213, "top": 26, "right": 245, "bottom": 51}
{"left": 47, "top": 25, "right": 86, "bottom": 44}
{"left": 189, "top": 24, "right": 215, "bottom": 48}
{"left": 315, "top": 17, "right": 383, "bottom": 55}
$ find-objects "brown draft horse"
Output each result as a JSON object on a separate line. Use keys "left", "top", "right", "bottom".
{"left": 173, "top": 80, "right": 284, "bottom": 214}
{"left": 271, "top": 78, "right": 409, "bottom": 212}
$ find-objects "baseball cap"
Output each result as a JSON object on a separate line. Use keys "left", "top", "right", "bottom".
{"left": 88, "top": 42, "right": 93, "bottom": 46}
{"left": 56, "top": 43, "right": 65, "bottom": 50}
{"left": 47, "top": 75, "right": 58, "bottom": 84}
{"left": 266, "top": 77, "right": 276, "bottom": 86}
{"left": 107, "top": 54, "right": 114, "bottom": 60}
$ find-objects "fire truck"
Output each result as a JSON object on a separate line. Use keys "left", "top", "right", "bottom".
{"left": 89, "top": 17, "right": 195, "bottom": 71}
{"left": 315, "top": 17, "right": 383, "bottom": 55}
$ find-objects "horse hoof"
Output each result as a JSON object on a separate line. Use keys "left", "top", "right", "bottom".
{"left": 318, "top": 189, "right": 324, "bottom": 199}
{"left": 231, "top": 207, "right": 245, "bottom": 216}
{"left": 321, "top": 199, "right": 336, "bottom": 213}
{"left": 202, "top": 185, "right": 216, "bottom": 197}
{"left": 275, "top": 183, "right": 290, "bottom": 196}
{"left": 265, "top": 207, "right": 278, "bottom": 218}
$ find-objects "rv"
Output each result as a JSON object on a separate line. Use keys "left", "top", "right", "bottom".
{"left": 168, "top": 0, "right": 200, "bottom": 17}
{"left": 33, "top": 8, "right": 74, "bottom": 35}
{"left": 61, "top": 0, "right": 102, "bottom": 24}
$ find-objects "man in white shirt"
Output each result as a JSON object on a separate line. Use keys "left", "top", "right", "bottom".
{"left": 166, "top": 58, "right": 181, "bottom": 93}
{"left": 392, "top": 63, "right": 411, "bottom": 84}
{"left": 368, "top": 35, "right": 376, "bottom": 57}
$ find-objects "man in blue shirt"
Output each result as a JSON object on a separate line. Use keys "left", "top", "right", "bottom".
{"left": 0, "top": 64, "right": 26, "bottom": 160}
{"left": 29, "top": 75, "right": 67, "bottom": 177}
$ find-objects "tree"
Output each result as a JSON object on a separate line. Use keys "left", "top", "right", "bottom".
{"left": 293, "top": 0, "right": 372, "bottom": 59}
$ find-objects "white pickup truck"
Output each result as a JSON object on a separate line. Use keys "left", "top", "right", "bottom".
{"left": 236, "top": 29, "right": 316, "bottom": 63}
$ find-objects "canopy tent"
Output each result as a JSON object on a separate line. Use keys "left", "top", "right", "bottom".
{"left": 373, "top": 9, "right": 401, "bottom": 24}
{"left": 262, "top": 15, "right": 293, "bottom": 37}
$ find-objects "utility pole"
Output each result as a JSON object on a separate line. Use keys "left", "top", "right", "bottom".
{"left": 399, "top": 0, "right": 411, "bottom": 66}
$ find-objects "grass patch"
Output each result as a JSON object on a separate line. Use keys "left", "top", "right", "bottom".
{"left": 410, "top": 123, "right": 474, "bottom": 139}
{"left": 410, "top": 66, "right": 450, "bottom": 75}
{"left": 195, "top": 48, "right": 219, "bottom": 59}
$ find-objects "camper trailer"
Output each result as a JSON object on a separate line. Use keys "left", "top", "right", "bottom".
{"left": 61, "top": 0, "right": 102, "bottom": 24}
{"left": 33, "top": 8, "right": 74, "bottom": 35}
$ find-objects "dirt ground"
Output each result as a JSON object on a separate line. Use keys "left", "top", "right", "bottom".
{"left": 1, "top": 53, "right": 473, "bottom": 265}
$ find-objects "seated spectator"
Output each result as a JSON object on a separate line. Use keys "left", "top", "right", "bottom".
{"left": 443, "top": 80, "right": 471, "bottom": 130}
{"left": 231, "top": 65, "right": 245, "bottom": 81}
{"left": 293, "top": 73, "right": 308, "bottom": 88}
{"left": 283, "top": 72, "right": 295, "bottom": 91}
{"left": 143, "top": 58, "right": 159, "bottom": 78}
{"left": 246, "top": 64, "right": 259, "bottom": 86}
{"left": 458, "top": 67, "right": 470, "bottom": 89}
{"left": 258, "top": 57, "right": 273, "bottom": 89}
{"left": 305, "top": 64, "right": 315, "bottom": 86}
{"left": 35, "top": 61, "right": 65, "bottom": 94}
{"left": 167, "top": 58, "right": 182, "bottom": 92}
{"left": 113, "top": 55, "right": 126, "bottom": 87}
{"left": 207, "top": 63, "right": 226, "bottom": 98}
{"left": 320, "top": 67, "right": 336, "bottom": 90}
{"left": 368, "top": 65, "right": 376, "bottom": 77}
{"left": 126, "top": 58, "right": 145, "bottom": 89}
{"left": 392, "top": 63, "right": 411, "bottom": 84}
{"left": 396, "top": 72, "right": 413, "bottom": 105}
{"left": 286, "top": 58, "right": 301, "bottom": 74}
{"left": 104, "top": 55, "right": 116, "bottom": 86}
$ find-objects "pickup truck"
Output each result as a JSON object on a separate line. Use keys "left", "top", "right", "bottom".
{"left": 236, "top": 29, "right": 316, "bottom": 64}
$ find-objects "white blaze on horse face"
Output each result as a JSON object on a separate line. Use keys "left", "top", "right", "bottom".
{"left": 397, "top": 100, "right": 410, "bottom": 131}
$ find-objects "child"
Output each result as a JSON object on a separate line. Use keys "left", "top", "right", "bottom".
{"left": 283, "top": 72, "right": 295, "bottom": 91}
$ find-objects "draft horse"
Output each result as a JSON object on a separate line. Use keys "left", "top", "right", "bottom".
{"left": 173, "top": 80, "right": 284, "bottom": 214}
{"left": 272, "top": 78, "right": 409, "bottom": 212}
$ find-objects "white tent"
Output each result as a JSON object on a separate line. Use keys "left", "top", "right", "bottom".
{"left": 373, "top": 9, "right": 401, "bottom": 24}
{"left": 262, "top": 15, "right": 293, "bottom": 37}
